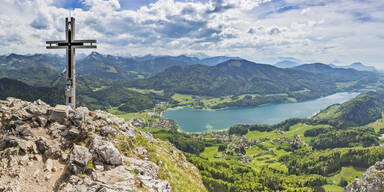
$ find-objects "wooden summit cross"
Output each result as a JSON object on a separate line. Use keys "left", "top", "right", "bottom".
{"left": 46, "top": 17, "right": 97, "bottom": 109}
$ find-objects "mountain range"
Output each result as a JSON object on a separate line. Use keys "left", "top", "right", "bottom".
{"left": 1, "top": 52, "right": 378, "bottom": 83}
{"left": 129, "top": 60, "right": 379, "bottom": 97}
{"left": 293, "top": 63, "right": 375, "bottom": 82}
{"left": 329, "top": 62, "right": 377, "bottom": 72}
{"left": 0, "top": 52, "right": 244, "bottom": 80}
{"left": 0, "top": 52, "right": 381, "bottom": 111}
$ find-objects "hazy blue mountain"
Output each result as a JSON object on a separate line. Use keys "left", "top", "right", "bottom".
{"left": 185, "top": 52, "right": 209, "bottom": 59}
{"left": 159, "top": 55, "right": 200, "bottom": 64}
{"left": 198, "top": 56, "right": 243, "bottom": 66}
{"left": 0, "top": 53, "right": 64, "bottom": 71}
{"left": 274, "top": 60, "right": 300, "bottom": 68}
{"left": 77, "top": 51, "right": 194, "bottom": 79}
{"left": 293, "top": 63, "right": 376, "bottom": 82}
{"left": 345, "top": 62, "right": 377, "bottom": 72}
{"left": 327, "top": 62, "right": 377, "bottom": 72}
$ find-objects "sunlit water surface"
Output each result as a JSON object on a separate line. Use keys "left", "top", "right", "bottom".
{"left": 162, "top": 92, "right": 360, "bottom": 132}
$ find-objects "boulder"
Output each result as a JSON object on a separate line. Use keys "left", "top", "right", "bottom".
{"left": 100, "top": 126, "right": 117, "bottom": 137}
{"left": 36, "top": 116, "right": 48, "bottom": 127}
{"left": 90, "top": 139, "right": 122, "bottom": 166}
{"left": 15, "top": 124, "right": 33, "bottom": 138}
{"left": 47, "top": 122, "right": 66, "bottom": 139}
{"left": 93, "top": 166, "right": 134, "bottom": 184}
{"left": 67, "top": 126, "right": 81, "bottom": 140}
{"left": 70, "top": 107, "right": 89, "bottom": 126}
{"left": 49, "top": 105, "right": 71, "bottom": 124}
{"left": 0, "top": 136, "right": 36, "bottom": 154}
{"left": 69, "top": 145, "right": 92, "bottom": 174}
{"left": 35, "top": 137, "right": 49, "bottom": 154}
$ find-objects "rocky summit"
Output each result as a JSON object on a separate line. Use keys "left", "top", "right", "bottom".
{"left": 344, "top": 159, "right": 384, "bottom": 192}
{"left": 0, "top": 98, "right": 206, "bottom": 192}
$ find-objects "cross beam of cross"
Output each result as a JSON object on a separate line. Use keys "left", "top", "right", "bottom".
{"left": 46, "top": 17, "right": 97, "bottom": 109}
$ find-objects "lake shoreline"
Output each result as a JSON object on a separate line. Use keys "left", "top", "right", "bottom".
{"left": 163, "top": 92, "right": 361, "bottom": 133}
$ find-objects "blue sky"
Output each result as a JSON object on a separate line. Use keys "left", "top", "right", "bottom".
{"left": 1, "top": 0, "right": 384, "bottom": 68}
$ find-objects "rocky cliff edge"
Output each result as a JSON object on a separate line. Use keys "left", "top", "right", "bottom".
{"left": 0, "top": 98, "right": 206, "bottom": 192}
{"left": 344, "top": 159, "right": 384, "bottom": 192}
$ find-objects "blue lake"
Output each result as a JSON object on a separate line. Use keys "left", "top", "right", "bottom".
{"left": 162, "top": 92, "right": 360, "bottom": 132}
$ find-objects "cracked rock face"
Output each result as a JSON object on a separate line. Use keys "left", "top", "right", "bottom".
{"left": 344, "top": 159, "right": 384, "bottom": 192}
{"left": 0, "top": 98, "right": 206, "bottom": 192}
{"left": 69, "top": 145, "right": 92, "bottom": 174}
{"left": 90, "top": 138, "right": 122, "bottom": 166}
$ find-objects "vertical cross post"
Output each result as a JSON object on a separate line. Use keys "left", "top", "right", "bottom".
{"left": 46, "top": 17, "right": 97, "bottom": 109}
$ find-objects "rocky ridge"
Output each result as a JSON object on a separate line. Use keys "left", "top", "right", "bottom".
{"left": 0, "top": 98, "right": 206, "bottom": 192}
{"left": 344, "top": 159, "right": 384, "bottom": 192}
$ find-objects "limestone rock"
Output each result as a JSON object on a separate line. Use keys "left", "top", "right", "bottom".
{"left": 100, "top": 126, "right": 117, "bottom": 137}
{"left": 0, "top": 98, "right": 207, "bottom": 192}
{"left": 69, "top": 145, "right": 92, "bottom": 174}
{"left": 344, "top": 159, "right": 384, "bottom": 192}
{"left": 35, "top": 137, "right": 50, "bottom": 154}
{"left": 44, "top": 159, "right": 53, "bottom": 172}
{"left": 90, "top": 139, "right": 122, "bottom": 166}
{"left": 134, "top": 146, "right": 148, "bottom": 156}
{"left": 49, "top": 105, "right": 71, "bottom": 124}
{"left": 69, "top": 107, "right": 89, "bottom": 126}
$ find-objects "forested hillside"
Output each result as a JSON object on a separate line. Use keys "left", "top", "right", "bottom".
{"left": 0, "top": 78, "right": 64, "bottom": 105}
{"left": 130, "top": 60, "right": 378, "bottom": 97}
{"left": 0, "top": 78, "right": 165, "bottom": 113}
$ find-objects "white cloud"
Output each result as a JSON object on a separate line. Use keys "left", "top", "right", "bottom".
{"left": 0, "top": 0, "right": 384, "bottom": 68}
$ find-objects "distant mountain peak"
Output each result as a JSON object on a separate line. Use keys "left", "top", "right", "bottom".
{"left": 90, "top": 51, "right": 102, "bottom": 57}
{"left": 274, "top": 60, "right": 299, "bottom": 68}
{"left": 344, "top": 62, "right": 376, "bottom": 72}
{"left": 351, "top": 62, "right": 363, "bottom": 66}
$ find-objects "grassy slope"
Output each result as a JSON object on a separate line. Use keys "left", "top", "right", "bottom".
{"left": 323, "top": 166, "right": 365, "bottom": 191}
{"left": 110, "top": 109, "right": 207, "bottom": 192}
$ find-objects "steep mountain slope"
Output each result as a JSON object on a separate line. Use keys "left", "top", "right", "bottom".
{"left": 79, "top": 85, "right": 166, "bottom": 112}
{"left": 0, "top": 66, "right": 62, "bottom": 87}
{"left": 312, "top": 91, "right": 384, "bottom": 128}
{"left": 0, "top": 78, "right": 64, "bottom": 105}
{"left": 130, "top": 60, "right": 374, "bottom": 97}
{"left": 0, "top": 98, "right": 206, "bottom": 192}
{"left": 0, "top": 78, "right": 162, "bottom": 113}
